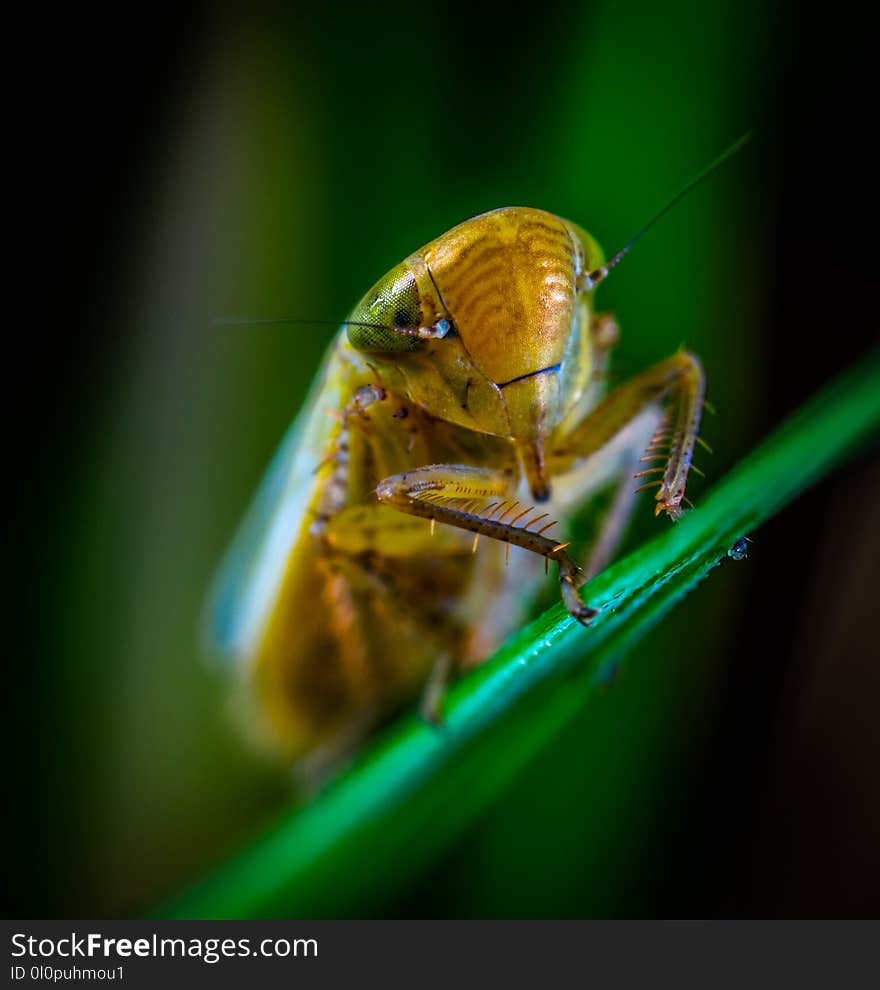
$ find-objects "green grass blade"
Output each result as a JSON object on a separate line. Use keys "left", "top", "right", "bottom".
{"left": 159, "top": 352, "right": 880, "bottom": 918}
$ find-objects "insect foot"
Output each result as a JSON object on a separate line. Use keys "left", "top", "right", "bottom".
{"left": 556, "top": 555, "right": 598, "bottom": 626}
{"left": 656, "top": 488, "right": 686, "bottom": 521}
{"left": 652, "top": 470, "right": 696, "bottom": 520}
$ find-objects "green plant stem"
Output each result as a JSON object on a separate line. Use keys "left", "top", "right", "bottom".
{"left": 159, "top": 351, "right": 879, "bottom": 919}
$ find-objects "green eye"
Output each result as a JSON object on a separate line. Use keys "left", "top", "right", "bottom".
{"left": 346, "top": 264, "right": 425, "bottom": 353}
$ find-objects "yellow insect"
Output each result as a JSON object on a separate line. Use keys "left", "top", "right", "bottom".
{"left": 208, "top": 143, "right": 743, "bottom": 765}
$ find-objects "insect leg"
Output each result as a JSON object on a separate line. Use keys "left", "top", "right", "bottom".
{"left": 314, "top": 386, "right": 479, "bottom": 727}
{"left": 420, "top": 651, "right": 453, "bottom": 726}
{"left": 375, "top": 465, "right": 596, "bottom": 624}
{"left": 550, "top": 350, "right": 706, "bottom": 520}
{"left": 579, "top": 412, "right": 659, "bottom": 579}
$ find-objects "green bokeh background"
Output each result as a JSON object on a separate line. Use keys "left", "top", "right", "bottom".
{"left": 19, "top": 3, "right": 876, "bottom": 917}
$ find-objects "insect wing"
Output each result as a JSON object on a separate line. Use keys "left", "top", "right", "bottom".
{"left": 203, "top": 337, "right": 345, "bottom": 662}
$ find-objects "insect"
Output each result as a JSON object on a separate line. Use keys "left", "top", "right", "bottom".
{"left": 208, "top": 139, "right": 746, "bottom": 764}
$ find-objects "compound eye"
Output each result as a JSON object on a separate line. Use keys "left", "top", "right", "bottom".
{"left": 347, "top": 264, "right": 425, "bottom": 353}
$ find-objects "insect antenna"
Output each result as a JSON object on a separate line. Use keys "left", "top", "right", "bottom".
{"left": 214, "top": 315, "right": 452, "bottom": 341}
{"left": 580, "top": 132, "right": 751, "bottom": 289}
{"left": 213, "top": 317, "right": 414, "bottom": 333}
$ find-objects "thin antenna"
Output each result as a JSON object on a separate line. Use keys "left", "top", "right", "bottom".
{"left": 581, "top": 131, "right": 751, "bottom": 290}
{"left": 213, "top": 316, "right": 451, "bottom": 340}
{"left": 213, "top": 317, "right": 383, "bottom": 329}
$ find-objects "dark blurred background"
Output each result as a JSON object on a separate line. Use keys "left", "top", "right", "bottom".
{"left": 12, "top": 2, "right": 878, "bottom": 918}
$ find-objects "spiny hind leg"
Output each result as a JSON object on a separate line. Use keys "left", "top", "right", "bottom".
{"left": 550, "top": 350, "right": 707, "bottom": 520}
{"left": 375, "top": 464, "right": 596, "bottom": 624}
